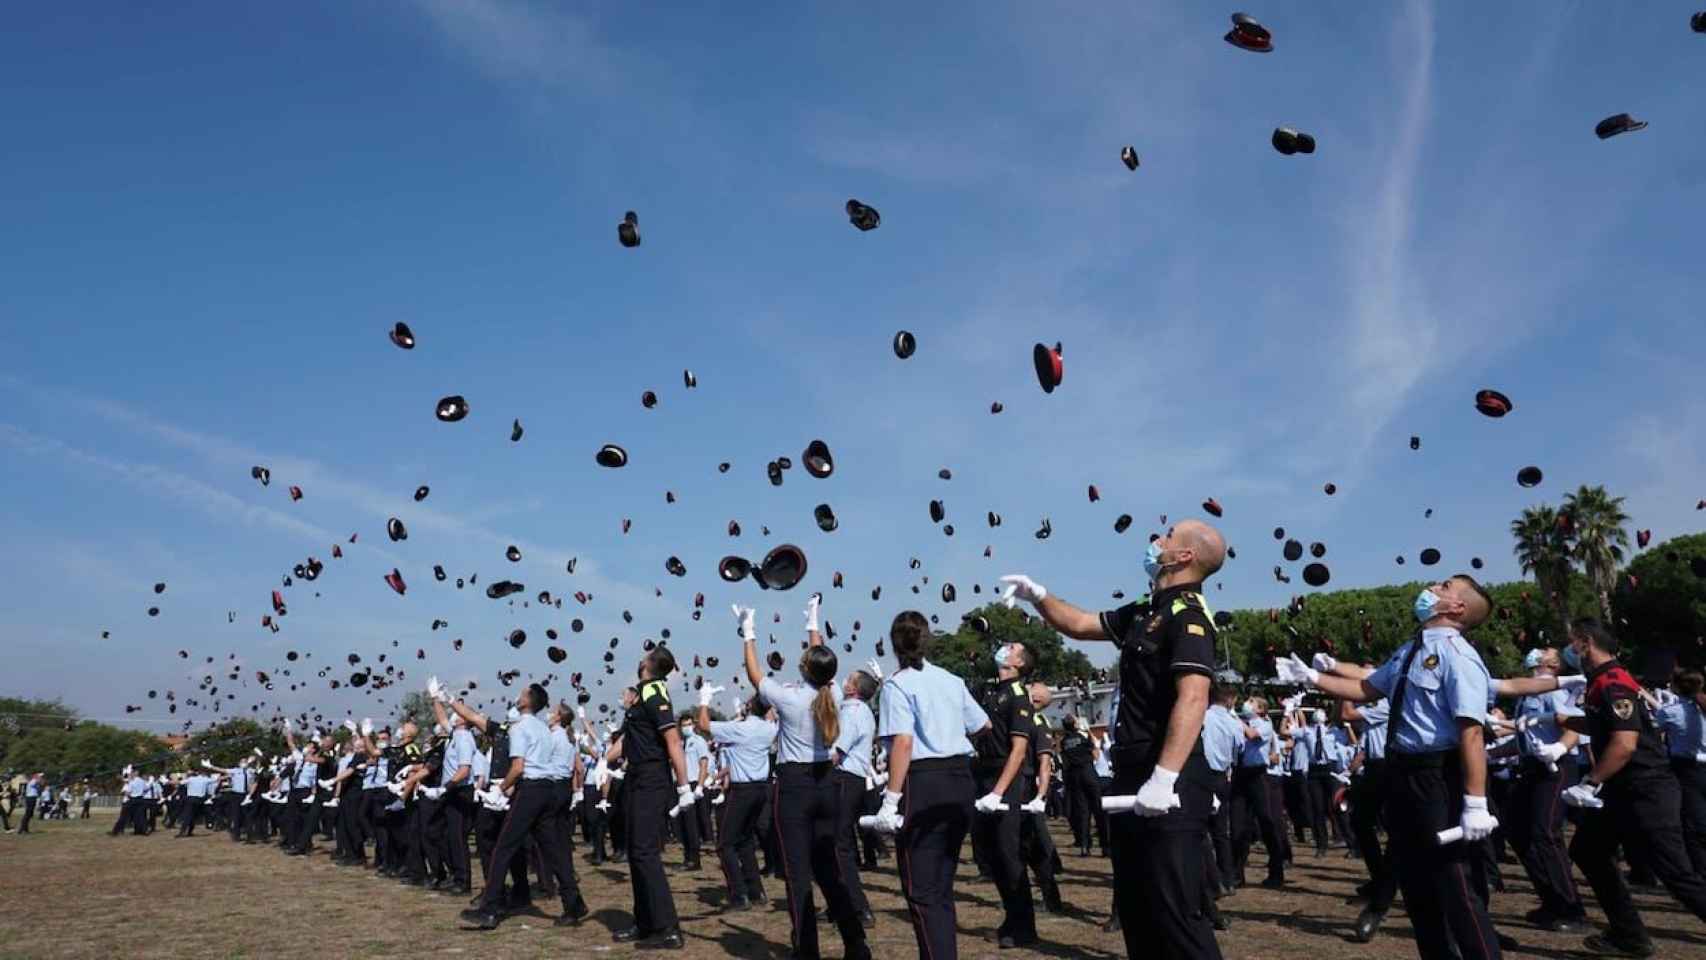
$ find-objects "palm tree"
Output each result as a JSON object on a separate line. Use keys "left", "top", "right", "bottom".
{"left": 1511, "top": 505, "right": 1574, "bottom": 632}
{"left": 1562, "top": 485, "right": 1631, "bottom": 621}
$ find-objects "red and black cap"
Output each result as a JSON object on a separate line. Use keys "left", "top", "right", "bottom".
{"left": 1225, "top": 12, "right": 1273, "bottom": 52}
{"left": 1474, "top": 389, "right": 1513, "bottom": 417}
{"left": 1034, "top": 342, "right": 1063, "bottom": 393}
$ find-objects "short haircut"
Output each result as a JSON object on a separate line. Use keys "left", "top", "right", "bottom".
{"left": 1009, "top": 643, "right": 1034, "bottom": 674}
{"left": 1450, "top": 574, "right": 1493, "bottom": 628}
{"left": 1676, "top": 670, "right": 1704, "bottom": 698}
{"left": 1569, "top": 617, "right": 1620, "bottom": 655}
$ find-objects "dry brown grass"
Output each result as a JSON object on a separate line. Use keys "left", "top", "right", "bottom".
{"left": 1, "top": 817, "right": 1702, "bottom": 959}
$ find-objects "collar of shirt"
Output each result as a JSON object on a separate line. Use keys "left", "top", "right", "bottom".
{"left": 1150, "top": 581, "right": 1205, "bottom": 608}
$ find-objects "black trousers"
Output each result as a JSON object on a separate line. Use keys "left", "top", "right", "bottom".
{"left": 1570, "top": 774, "right": 1706, "bottom": 946}
{"left": 1307, "top": 769, "right": 1346, "bottom": 850}
{"left": 1063, "top": 764, "right": 1102, "bottom": 852}
{"left": 1673, "top": 759, "right": 1706, "bottom": 878}
{"left": 717, "top": 781, "right": 769, "bottom": 903}
{"left": 177, "top": 798, "right": 204, "bottom": 835}
{"left": 774, "top": 762, "right": 867, "bottom": 959}
{"left": 1231, "top": 766, "right": 1284, "bottom": 882}
{"left": 1505, "top": 757, "right": 1581, "bottom": 918}
{"left": 1383, "top": 752, "right": 1500, "bottom": 960}
{"left": 623, "top": 761, "right": 680, "bottom": 935}
{"left": 444, "top": 785, "right": 474, "bottom": 885}
{"left": 896, "top": 759, "right": 973, "bottom": 960}
{"left": 677, "top": 786, "right": 702, "bottom": 865}
{"left": 284, "top": 787, "right": 311, "bottom": 849}
{"left": 225, "top": 793, "right": 248, "bottom": 841}
{"left": 480, "top": 780, "right": 581, "bottom": 914}
{"left": 110, "top": 800, "right": 130, "bottom": 835}
{"left": 972, "top": 766, "right": 1036, "bottom": 942}
{"left": 19, "top": 798, "right": 35, "bottom": 834}
{"left": 1019, "top": 781, "right": 1060, "bottom": 903}
{"left": 608, "top": 779, "right": 627, "bottom": 856}
{"left": 831, "top": 771, "right": 872, "bottom": 917}
{"left": 1208, "top": 775, "right": 1234, "bottom": 888}
{"left": 1108, "top": 762, "right": 1223, "bottom": 960}
{"left": 360, "top": 789, "right": 388, "bottom": 864}
{"left": 581, "top": 784, "right": 608, "bottom": 861}
{"left": 419, "top": 795, "right": 448, "bottom": 881}
{"left": 336, "top": 790, "right": 363, "bottom": 861}
{"left": 1349, "top": 763, "right": 1393, "bottom": 903}
{"left": 1282, "top": 774, "right": 1313, "bottom": 843}
{"left": 474, "top": 803, "right": 532, "bottom": 902}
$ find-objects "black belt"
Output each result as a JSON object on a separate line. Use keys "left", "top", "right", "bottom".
{"left": 776, "top": 760, "right": 834, "bottom": 772}
{"left": 1387, "top": 749, "right": 1454, "bottom": 770}
{"left": 910, "top": 757, "right": 971, "bottom": 773}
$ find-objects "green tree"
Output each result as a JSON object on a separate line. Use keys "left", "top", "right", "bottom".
{"left": 928, "top": 603, "right": 1096, "bottom": 689}
{"left": 396, "top": 691, "right": 436, "bottom": 727}
{"left": 1511, "top": 504, "right": 1574, "bottom": 634}
{"left": 1562, "top": 484, "right": 1631, "bottom": 620}
{"left": 184, "top": 718, "right": 287, "bottom": 769}
{"left": 1613, "top": 533, "right": 1706, "bottom": 667}
{"left": 3, "top": 721, "right": 161, "bottom": 788}
{"left": 0, "top": 697, "right": 79, "bottom": 770}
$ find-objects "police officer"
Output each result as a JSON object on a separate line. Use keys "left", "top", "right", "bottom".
{"left": 738, "top": 599, "right": 871, "bottom": 960}
{"left": 1201, "top": 683, "right": 1244, "bottom": 902}
{"left": 1022, "top": 681, "right": 1066, "bottom": 915}
{"left": 1653, "top": 668, "right": 1706, "bottom": 877}
{"left": 1341, "top": 692, "right": 1393, "bottom": 935}
{"left": 1057, "top": 714, "right": 1100, "bottom": 856}
{"left": 1297, "top": 706, "right": 1348, "bottom": 856}
{"left": 831, "top": 659, "right": 881, "bottom": 928}
{"left": 1231, "top": 696, "right": 1286, "bottom": 888}
{"left": 700, "top": 688, "right": 777, "bottom": 911}
{"left": 1558, "top": 618, "right": 1706, "bottom": 956}
{"left": 177, "top": 770, "right": 209, "bottom": 836}
{"left": 869, "top": 609, "right": 991, "bottom": 960}
{"left": 19, "top": 772, "right": 41, "bottom": 834}
{"left": 453, "top": 680, "right": 589, "bottom": 931}
{"left": 677, "top": 713, "right": 710, "bottom": 870}
{"left": 431, "top": 701, "right": 478, "bottom": 895}
{"left": 280, "top": 719, "right": 322, "bottom": 855}
{"left": 969, "top": 635, "right": 1040, "bottom": 948}
{"left": 209, "top": 757, "right": 251, "bottom": 843}
{"left": 1501, "top": 648, "right": 1586, "bottom": 930}
{"left": 603, "top": 646, "right": 693, "bottom": 949}
{"left": 1279, "top": 711, "right": 1315, "bottom": 851}
{"left": 1286, "top": 575, "right": 1509, "bottom": 958}
{"left": 1003, "top": 517, "right": 1228, "bottom": 960}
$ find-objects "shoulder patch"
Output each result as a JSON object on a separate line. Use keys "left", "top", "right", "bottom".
{"left": 1612, "top": 698, "right": 1635, "bottom": 720}
{"left": 1422, "top": 654, "right": 1440, "bottom": 670}
{"left": 1010, "top": 681, "right": 1025, "bottom": 695}
{"left": 1186, "top": 623, "right": 1206, "bottom": 636}
{"left": 643, "top": 680, "right": 670, "bottom": 703}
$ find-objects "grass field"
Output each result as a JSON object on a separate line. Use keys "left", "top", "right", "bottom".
{"left": 2, "top": 816, "right": 1703, "bottom": 959}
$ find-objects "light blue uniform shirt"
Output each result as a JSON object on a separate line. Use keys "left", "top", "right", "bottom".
{"left": 540, "top": 724, "right": 575, "bottom": 780}
{"left": 709, "top": 717, "right": 778, "bottom": 783}
{"left": 876, "top": 660, "right": 988, "bottom": 760}
{"left": 1366, "top": 627, "right": 1491, "bottom": 755}
{"left": 1294, "top": 722, "right": 1339, "bottom": 769}
{"left": 683, "top": 731, "right": 711, "bottom": 783}
{"left": 26, "top": 780, "right": 41, "bottom": 799}
{"left": 126, "top": 776, "right": 149, "bottom": 799}
{"left": 1514, "top": 689, "right": 1581, "bottom": 757}
{"left": 1201, "top": 705, "right": 1244, "bottom": 773}
{"left": 1237, "top": 716, "right": 1275, "bottom": 769}
{"left": 508, "top": 713, "right": 553, "bottom": 780}
{"left": 472, "top": 749, "right": 491, "bottom": 787}
{"left": 361, "top": 753, "right": 387, "bottom": 789}
{"left": 833, "top": 699, "right": 877, "bottom": 779}
{"left": 441, "top": 727, "right": 477, "bottom": 786}
{"left": 1285, "top": 730, "right": 1311, "bottom": 773}
{"left": 1655, "top": 698, "right": 1706, "bottom": 760}
{"left": 228, "top": 765, "right": 251, "bottom": 794}
{"left": 185, "top": 774, "right": 208, "bottom": 798}
{"left": 292, "top": 752, "right": 320, "bottom": 789}
{"left": 761, "top": 676, "right": 845, "bottom": 764}
{"left": 1355, "top": 700, "right": 1390, "bottom": 762}
{"left": 1092, "top": 738, "right": 1113, "bottom": 779}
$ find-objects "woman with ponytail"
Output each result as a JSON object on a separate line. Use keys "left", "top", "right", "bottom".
{"left": 737, "top": 595, "right": 871, "bottom": 960}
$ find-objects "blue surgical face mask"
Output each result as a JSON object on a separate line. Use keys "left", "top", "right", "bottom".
{"left": 1413, "top": 589, "right": 1440, "bottom": 623}
{"left": 1561, "top": 642, "right": 1581, "bottom": 670}
{"left": 993, "top": 645, "right": 1012, "bottom": 668}
{"left": 1144, "top": 541, "right": 1165, "bottom": 580}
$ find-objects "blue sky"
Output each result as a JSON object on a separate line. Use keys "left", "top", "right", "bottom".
{"left": 3, "top": 2, "right": 1703, "bottom": 731}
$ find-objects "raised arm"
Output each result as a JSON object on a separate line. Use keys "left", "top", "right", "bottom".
{"left": 997, "top": 574, "right": 1105, "bottom": 640}
{"left": 735, "top": 605, "right": 763, "bottom": 688}
{"left": 804, "top": 594, "right": 823, "bottom": 649}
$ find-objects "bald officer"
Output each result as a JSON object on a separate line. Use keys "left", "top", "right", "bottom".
{"left": 1003, "top": 517, "right": 1229, "bottom": 960}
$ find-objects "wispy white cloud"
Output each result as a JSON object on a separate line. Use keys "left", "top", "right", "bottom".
{"left": 406, "top": 0, "right": 628, "bottom": 94}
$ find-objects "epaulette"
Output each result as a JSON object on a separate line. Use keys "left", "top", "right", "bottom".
{"left": 643, "top": 680, "right": 670, "bottom": 704}
{"left": 1170, "top": 591, "right": 1212, "bottom": 619}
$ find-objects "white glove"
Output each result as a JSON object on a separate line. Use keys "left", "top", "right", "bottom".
{"left": 387, "top": 782, "right": 405, "bottom": 796}
{"left": 1535, "top": 741, "right": 1568, "bottom": 765}
{"left": 610, "top": 768, "right": 626, "bottom": 781}
{"left": 865, "top": 659, "right": 884, "bottom": 682}
{"left": 308, "top": 728, "right": 321, "bottom": 741}
{"left": 1212, "top": 793, "right": 1222, "bottom": 813}
{"left": 1333, "top": 772, "right": 1351, "bottom": 786}
{"left": 592, "top": 759, "right": 609, "bottom": 790}
{"left": 1311, "top": 652, "right": 1339, "bottom": 675}
{"left": 996, "top": 574, "right": 1046, "bottom": 608}
{"left": 318, "top": 778, "right": 335, "bottom": 790}
{"left": 712, "top": 792, "right": 726, "bottom": 806}
{"left": 692, "top": 786, "right": 705, "bottom": 800}
{"left": 1135, "top": 766, "right": 1182, "bottom": 817}
{"left": 283, "top": 717, "right": 293, "bottom": 731}
{"left": 676, "top": 784, "right": 695, "bottom": 812}
{"left": 868, "top": 790, "right": 904, "bottom": 834}
{"left": 1021, "top": 794, "right": 1046, "bottom": 815}
{"left": 698, "top": 683, "right": 725, "bottom": 708}
{"left": 872, "top": 770, "right": 889, "bottom": 788}
{"left": 732, "top": 604, "right": 757, "bottom": 642}
{"left": 342, "top": 719, "right": 357, "bottom": 734}
{"left": 1280, "top": 654, "right": 1319, "bottom": 686}
{"left": 576, "top": 707, "right": 588, "bottom": 722}
{"left": 1281, "top": 693, "right": 1305, "bottom": 715}
{"left": 1459, "top": 795, "right": 1496, "bottom": 841}
{"left": 361, "top": 718, "right": 374, "bottom": 736}
{"left": 201, "top": 760, "right": 216, "bottom": 770}
{"left": 974, "top": 791, "right": 1008, "bottom": 814}
{"left": 252, "top": 748, "right": 264, "bottom": 758}
{"left": 804, "top": 594, "right": 821, "bottom": 633}
{"left": 422, "top": 786, "right": 445, "bottom": 800}
{"left": 569, "top": 790, "right": 582, "bottom": 809}
{"left": 595, "top": 799, "right": 611, "bottom": 813}
{"left": 1555, "top": 675, "right": 1587, "bottom": 692}
{"left": 1562, "top": 781, "right": 1603, "bottom": 809}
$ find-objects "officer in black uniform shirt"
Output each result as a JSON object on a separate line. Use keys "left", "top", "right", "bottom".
{"left": 971, "top": 640, "right": 1040, "bottom": 948}
{"left": 1559, "top": 618, "right": 1706, "bottom": 957}
{"left": 1058, "top": 715, "right": 1101, "bottom": 857}
{"left": 1002, "top": 517, "right": 1228, "bottom": 960}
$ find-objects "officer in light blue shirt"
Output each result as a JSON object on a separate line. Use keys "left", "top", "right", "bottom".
{"left": 707, "top": 712, "right": 778, "bottom": 785}
{"left": 703, "top": 694, "right": 780, "bottom": 909}
{"left": 1654, "top": 670, "right": 1706, "bottom": 878}
{"left": 1654, "top": 684, "right": 1706, "bottom": 761}
{"left": 1231, "top": 699, "right": 1288, "bottom": 888}
{"left": 177, "top": 772, "right": 209, "bottom": 837}
{"left": 1201, "top": 700, "right": 1244, "bottom": 774}
{"left": 831, "top": 666, "right": 882, "bottom": 924}
{"left": 1201, "top": 686, "right": 1246, "bottom": 896}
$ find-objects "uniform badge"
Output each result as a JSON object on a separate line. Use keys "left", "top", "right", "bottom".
{"left": 1422, "top": 654, "right": 1440, "bottom": 670}
{"left": 1612, "top": 698, "right": 1634, "bottom": 720}
{"left": 1145, "top": 614, "right": 1163, "bottom": 633}
{"left": 1186, "top": 623, "right": 1205, "bottom": 636}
